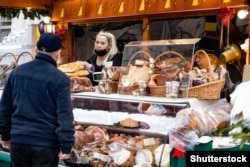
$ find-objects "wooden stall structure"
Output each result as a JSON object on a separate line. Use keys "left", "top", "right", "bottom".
{"left": 0, "top": 0, "right": 249, "bottom": 63}
{"left": 50, "top": 0, "right": 249, "bottom": 62}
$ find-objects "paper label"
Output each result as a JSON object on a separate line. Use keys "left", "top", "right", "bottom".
{"left": 93, "top": 152, "right": 111, "bottom": 162}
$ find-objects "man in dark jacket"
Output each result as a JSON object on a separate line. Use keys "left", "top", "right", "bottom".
{"left": 0, "top": 33, "right": 75, "bottom": 167}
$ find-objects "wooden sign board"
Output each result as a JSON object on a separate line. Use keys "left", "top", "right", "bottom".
{"left": 52, "top": 0, "right": 248, "bottom": 22}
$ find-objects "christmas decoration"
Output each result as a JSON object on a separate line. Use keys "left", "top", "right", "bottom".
{"left": 218, "top": 7, "right": 235, "bottom": 27}
{"left": 55, "top": 26, "right": 67, "bottom": 40}
{"left": 0, "top": 6, "right": 51, "bottom": 20}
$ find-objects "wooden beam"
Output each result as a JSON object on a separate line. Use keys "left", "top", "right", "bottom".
{"left": 0, "top": 0, "right": 52, "bottom": 9}
{"left": 142, "top": 17, "right": 151, "bottom": 41}
{"left": 51, "top": 0, "right": 248, "bottom": 22}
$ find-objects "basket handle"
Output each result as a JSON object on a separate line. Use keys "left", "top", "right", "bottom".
{"left": 127, "top": 50, "right": 151, "bottom": 67}
{"left": 154, "top": 51, "right": 186, "bottom": 62}
{"left": 192, "top": 49, "right": 213, "bottom": 82}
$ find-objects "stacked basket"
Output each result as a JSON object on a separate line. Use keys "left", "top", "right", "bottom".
{"left": 149, "top": 51, "right": 187, "bottom": 97}
{"left": 180, "top": 50, "right": 225, "bottom": 99}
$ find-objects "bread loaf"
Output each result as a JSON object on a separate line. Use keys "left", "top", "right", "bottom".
{"left": 66, "top": 70, "right": 89, "bottom": 77}
{"left": 120, "top": 118, "right": 139, "bottom": 128}
{"left": 58, "top": 62, "right": 84, "bottom": 73}
{"left": 70, "top": 77, "right": 94, "bottom": 92}
{"left": 102, "top": 66, "right": 122, "bottom": 81}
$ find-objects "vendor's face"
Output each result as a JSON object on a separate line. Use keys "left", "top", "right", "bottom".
{"left": 95, "top": 35, "right": 110, "bottom": 51}
{"left": 195, "top": 53, "right": 210, "bottom": 69}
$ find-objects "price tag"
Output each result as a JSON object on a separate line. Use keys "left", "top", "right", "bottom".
{"left": 143, "top": 138, "right": 155, "bottom": 146}
{"left": 93, "top": 152, "right": 111, "bottom": 162}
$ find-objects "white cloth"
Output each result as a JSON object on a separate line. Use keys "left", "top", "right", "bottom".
{"left": 230, "top": 81, "right": 250, "bottom": 124}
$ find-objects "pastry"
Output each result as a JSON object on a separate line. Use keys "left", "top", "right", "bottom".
{"left": 120, "top": 118, "right": 139, "bottom": 128}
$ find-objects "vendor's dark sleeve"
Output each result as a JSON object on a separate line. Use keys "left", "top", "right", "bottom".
{"left": 112, "top": 53, "right": 123, "bottom": 66}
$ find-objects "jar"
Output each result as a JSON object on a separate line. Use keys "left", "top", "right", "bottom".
{"left": 171, "top": 81, "right": 180, "bottom": 98}
{"left": 165, "top": 81, "right": 172, "bottom": 97}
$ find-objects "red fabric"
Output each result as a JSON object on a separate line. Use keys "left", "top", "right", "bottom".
{"left": 172, "top": 145, "right": 185, "bottom": 158}
{"left": 218, "top": 7, "right": 235, "bottom": 27}
{"left": 55, "top": 26, "right": 66, "bottom": 40}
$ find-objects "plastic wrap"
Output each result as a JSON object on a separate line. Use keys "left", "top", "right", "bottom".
{"left": 137, "top": 103, "right": 167, "bottom": 116}
{"left": 169, "top": 99, "right": 232, "bottom": 151}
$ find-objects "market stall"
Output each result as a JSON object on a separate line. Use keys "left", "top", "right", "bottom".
{"left": 0, "top": 0, "right": 250, "bottom": 167}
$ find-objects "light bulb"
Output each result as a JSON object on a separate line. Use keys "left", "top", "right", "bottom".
{"left": 237, "top": 9, "right": 249, "bottom": 19}
{"left": 43, "top": 16, "right": 51, "bottom": 24}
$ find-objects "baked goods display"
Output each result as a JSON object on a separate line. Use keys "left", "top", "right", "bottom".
{"left": 98, "top": 79, "right": 118, "bottom": 94}
{"left": 70, "top": 77, "right": 95, "bottom": 93}
{"left": 98, "top": 67, "right": 124, "bottom": 94}
{"left": 119, "top": 61, "right": 150, "bottom": 89}
{"left": 179, "top": 50, "right": 226, "bottom": 99}
{"left": 169, "top": 99, "right": 233, "bottom": 151}
{"left": 148, "top": 51, "right": 191, "bottom": 97}
{"left": 62, "top": 45, "right": 229, "bottom": 167}
{"left": 119, "top": 118, "right": 139, "bottom": 128}
{"left": 58, "top": 62, "right": 86, "bottom": 73}
{"left": 102, "top": 66, "right": 122, "bottom": 81}
{"left": 58, "top": 61, "right": 95, "bottom": 92}
{"left": 118, "top": 51, "right": 152, "bottom": 95}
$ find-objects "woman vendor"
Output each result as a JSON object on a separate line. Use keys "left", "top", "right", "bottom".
{"left": 84, "top": 31, "right": 122, "bottom": 86}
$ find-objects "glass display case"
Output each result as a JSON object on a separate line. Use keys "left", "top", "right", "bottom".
{"left": 118, "top": 38, "right": 201, "bottom": 98}
{"left": 69, "top": 91, "right": 215, "bottom": 167}
{"left": 121, "top": 38, "right": 200, "bottom": 67}
{"left": 68, "top": 39, "right": 222, "bottom": 166}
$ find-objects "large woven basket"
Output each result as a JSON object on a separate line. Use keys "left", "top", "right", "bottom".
{"left": 180, "top": 50, "right": 225, "bottom": 99}
{"left": 149, "top": 51, "right": 186, "bottom": 97}
{"left": 149, "top": 85, "right": 166, "bottom": 97}
{"left": 181, "top": 79, "right": 225, "bottom": 99}
{"left": 118, "top": 50, "right": 151, "bottom": 95}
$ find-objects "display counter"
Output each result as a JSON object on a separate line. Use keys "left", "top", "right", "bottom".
{"left": 71, "top": 91, "right": 216, "bottom": 109}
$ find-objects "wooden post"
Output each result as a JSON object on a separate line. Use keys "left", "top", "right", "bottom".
{"left": 142, "top": 17, "right": 151, "bottom": 41}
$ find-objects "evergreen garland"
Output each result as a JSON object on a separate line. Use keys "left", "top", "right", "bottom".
{"left": 210, "top": 120, "right": 250, "bottom": 148}
{"left": 0, "top": 6, "right": 51, "bottom": 20}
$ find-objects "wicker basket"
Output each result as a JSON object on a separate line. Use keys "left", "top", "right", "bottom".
{"left": 149, "top": 51, "right": 186, "bottom": 97}
{"left": 149, "top": 85, "right": 166, "bottom": 97}
{"left": 181, "top": 79, "right": 225, "bottom": 99}
{"left": 180, "top": 50, "right": 225, "bottom": 99}
{"left": 118, "top": 50, "right": 151, "bottom": 95}
{"left": 117, "top": 85, "right": 139, "bottom": 95}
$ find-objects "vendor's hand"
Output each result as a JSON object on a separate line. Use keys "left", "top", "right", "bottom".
{"left": 76, "top": 61, "right": 94, "bottom": 72}
{"left": 2, "top": 140, "right": 10, "bottom": 150}
{"left": 58, "top": 151, "right": 70, "bottom": 160}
